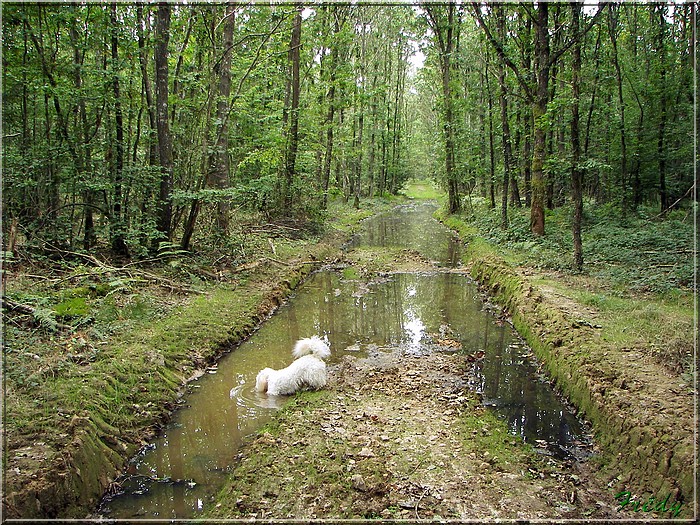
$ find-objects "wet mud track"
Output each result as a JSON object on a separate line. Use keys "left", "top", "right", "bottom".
{"left": 207, "top": 330, "right": 625, "bottom": 520}
{"left": 203, "top": 204, "right": 639, "bottom": 520}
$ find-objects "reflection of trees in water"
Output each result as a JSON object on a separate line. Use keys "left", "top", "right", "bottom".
{"left": 478, "top": 335, "right": 580, "bottom": 446}
{"left": 354, "top": 204, "right": 462, "bottom": 266}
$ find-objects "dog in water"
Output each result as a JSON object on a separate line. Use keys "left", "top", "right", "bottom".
{"left": 255, "top": 336, "right": 331, "bottom": 396}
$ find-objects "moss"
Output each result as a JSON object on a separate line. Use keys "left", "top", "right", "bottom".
{"left": 54, "top": 297, "right": 89, "bottom": 317}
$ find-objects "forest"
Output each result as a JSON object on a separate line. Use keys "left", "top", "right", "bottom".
{"left": 2, "top": 2, "right": 694, "bottom": 266}
{"left": 2, "top": 1, "right": 697, "bottom": 520}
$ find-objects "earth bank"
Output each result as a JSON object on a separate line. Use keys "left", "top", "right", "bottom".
{"left": 439, "top": 211, "right": 694, "bottom": 510}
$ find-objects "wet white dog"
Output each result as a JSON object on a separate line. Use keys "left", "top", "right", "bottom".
{"left": 255, "top": 336, "right": 331, "bottom": 396}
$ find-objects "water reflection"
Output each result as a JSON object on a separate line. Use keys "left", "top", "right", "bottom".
{"left": 348, "top": 202, "right": 462, "bottom": 267}
{"left": 469, "top": 338, "right": 582, "bottom": 454}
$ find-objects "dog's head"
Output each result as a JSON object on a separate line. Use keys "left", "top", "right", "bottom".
{"left": 255, "top": 368, "right": 273, "bottom": 393}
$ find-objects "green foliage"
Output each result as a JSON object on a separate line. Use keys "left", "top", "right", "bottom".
{"left": 2, "top": 1, "right": 692, "bottom": 271}
{"left": 54, "top": 297, "right": 89, "bottom": 318}
{"left": 455, "top": 200, "right": 693, "bottom": 294}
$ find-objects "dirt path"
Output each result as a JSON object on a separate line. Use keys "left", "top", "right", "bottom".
{"left": 206, "top": 340, "right": 636, "bottom": 520}
{"left": 203, "top": 244, "right": 640, "bottom": 520}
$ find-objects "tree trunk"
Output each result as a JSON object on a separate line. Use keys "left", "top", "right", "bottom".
{"left": 656, "top": 4, "right": 669, "bottom": 213}
{"left": 136, "top": 5, "right": 157, "bottom": 167}
{"left": 496, "top": 5, "right": 513, "bottom": 229}
{"left": 520, "top": 10, "right": 532, "bottom": 208}
{"left": 322, "top": 7, "right": 340, "bottom": 209}
{"left": 608, "top": 5, "right": 629, "bottom": 209}
{"left": 283, "top": 4, "right": 302, "bottom": 215}
{"left": 67, "top": 8, "right": 94, "bottom": 250}
{"left": 426, "top": 3, "right": 460, "bottom": 214}
{"left": 570, "top": 2, "right": 584, "bottom": 272}
{"left": 486, "top": 50, "right": 496, "bottom": 209}
{"left": 154, "top": 3, "right": 174, "bottom": 243}
{"left": 110, "top": 3, "right": 128, "bottom": 256}
{"left": 210, "top": 2, "right": 236, "bottom": 235}
{"left": 530, "top": 2, "right": 549, "bottom": 236}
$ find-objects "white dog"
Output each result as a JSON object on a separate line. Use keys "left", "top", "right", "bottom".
{"left": 255, "top": 336, "right": 331, "bottom": 396}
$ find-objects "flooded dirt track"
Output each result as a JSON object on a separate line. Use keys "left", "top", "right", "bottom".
{"left": 97, "top": 202, "right": 614, "bottom": 520}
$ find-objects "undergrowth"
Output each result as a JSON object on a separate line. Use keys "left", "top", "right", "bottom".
{"left": 456, "top": 198, "right": 695, "bottom": 296}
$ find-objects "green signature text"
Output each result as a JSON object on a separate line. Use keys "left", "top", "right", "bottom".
{"left": 615, "top": 490, "right": 683, "bottom": 518}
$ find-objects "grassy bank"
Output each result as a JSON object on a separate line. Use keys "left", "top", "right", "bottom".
{"left": 436, "top": 201, "right": 695, "bottom": 506}
{"left": 1, "top": 196, "right": 400, "bottom": 518}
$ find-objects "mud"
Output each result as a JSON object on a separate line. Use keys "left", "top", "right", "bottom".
{"left": 469, "top": 255, "right": 694, "bottom": 507}
{"left": 204, "top": 343, "right": 631, "bottom": 520}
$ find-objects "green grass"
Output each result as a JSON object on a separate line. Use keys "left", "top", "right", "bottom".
{"left": 401, "top": 179, "right": 446, "bottom": 201}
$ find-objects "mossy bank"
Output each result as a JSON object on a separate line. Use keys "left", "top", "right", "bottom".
{"left": 437, "top": 210, "right": 695, "bottom": 510}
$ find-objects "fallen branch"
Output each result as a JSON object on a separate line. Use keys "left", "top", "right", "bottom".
{"left": 2, "top": 296, "right": 73, "bottom": 332}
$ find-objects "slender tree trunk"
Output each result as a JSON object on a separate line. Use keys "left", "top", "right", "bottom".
{"left": 210, "top": 2, "right": 236, "bottom": 235}
{"left": 390, "top": 43, "right": 404, "bottom": 194}
{"left": 154, "top": 3, "right": 174, "bottom": 242}
{"left": 354, "top": 93, "right": 364, "bottom": 207}
{"left": 426, "top": 3, "right": 460, "bottom": 213}
{"left": 583, "top": 25, "right": 602, "bottom": 158}
{"left": 486, "top": 50, "right": 496, "bottom": 209}
{"left": 530, "top": 2, "right": 549, "bottom": 236}
{"left": 322, "top": 8, "right": 340, "bottom": 209}
{"left": 496, "top": 5, "right": 513, "bottom": 229}
{"left": 520, "top": 10, "right": 532, "bottom": 208}
{"left": 608, "top": 6, "right": 629, "bottom": 209}
{"left": 656, "top": 4, "right": 669, "bottom": 213}
{"left": 570, "top": 2, "right": 584, "bottom": 272}
{"left": 136, "top": 5, "right": 157, "bottom": 167}
{"left": 283, "top": 4, "right": 302, "bottom": 215}
{"left": 512, "top": 105, "right": 523, "bottom": 207}
{"left": 110, "top": 3, "right": 128, "bottom": 255}
{"left": 67, "top": 9, "right": 94, "bottom": 250}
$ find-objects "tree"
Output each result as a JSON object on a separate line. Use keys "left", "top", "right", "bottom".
{"left": 570, "top": 1, "right": 583, "bottom": 272}
{"left": 495, "top": 5, "right": 513, "bottom": 229}
{"left": 154, "top": 3, "right": 174, "bottom": 242}
{"left": 110, "top": 3, "right": 128, "bottom": 255}
{"left": 424, "top": 1, "right": 461, "bottom": 214}
{"left": 282, "top": 3, "right": 303, "bottom": 215}
{"left": 471, "top": 2, "right": 604, "bottom": 236}
{"left": 210, "top": 2, "right": 237, "bottom": 235}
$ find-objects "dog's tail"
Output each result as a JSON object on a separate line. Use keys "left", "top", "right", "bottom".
{"left": 292, "top": 336, "right": 330, "bottom": 360}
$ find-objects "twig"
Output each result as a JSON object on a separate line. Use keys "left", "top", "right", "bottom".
{"left": 2, "top": 296, "right": 73, "bottom": 332}
{"left": 415, "top": 487, "right": 430, "bottom": 520}
{"left": 652, "top": 182, "right": 695, "bottom": 220}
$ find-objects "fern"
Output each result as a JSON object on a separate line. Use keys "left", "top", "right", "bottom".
{"left": 32, "top": 307, "right": 62, "bottom": 332}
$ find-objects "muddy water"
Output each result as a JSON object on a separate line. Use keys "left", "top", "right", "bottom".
{"left": 98, "top": 203, "right": 583, "bottom": 519}
{"left": 346, "top": 201, "right": 463, "bottom": 266}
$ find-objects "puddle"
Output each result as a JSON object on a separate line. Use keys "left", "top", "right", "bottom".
{"left": 347, "top": 201, "right": 463, "bottom": 267}
{"left": 98, "top": 203, "right": 587, "bottom": 519}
